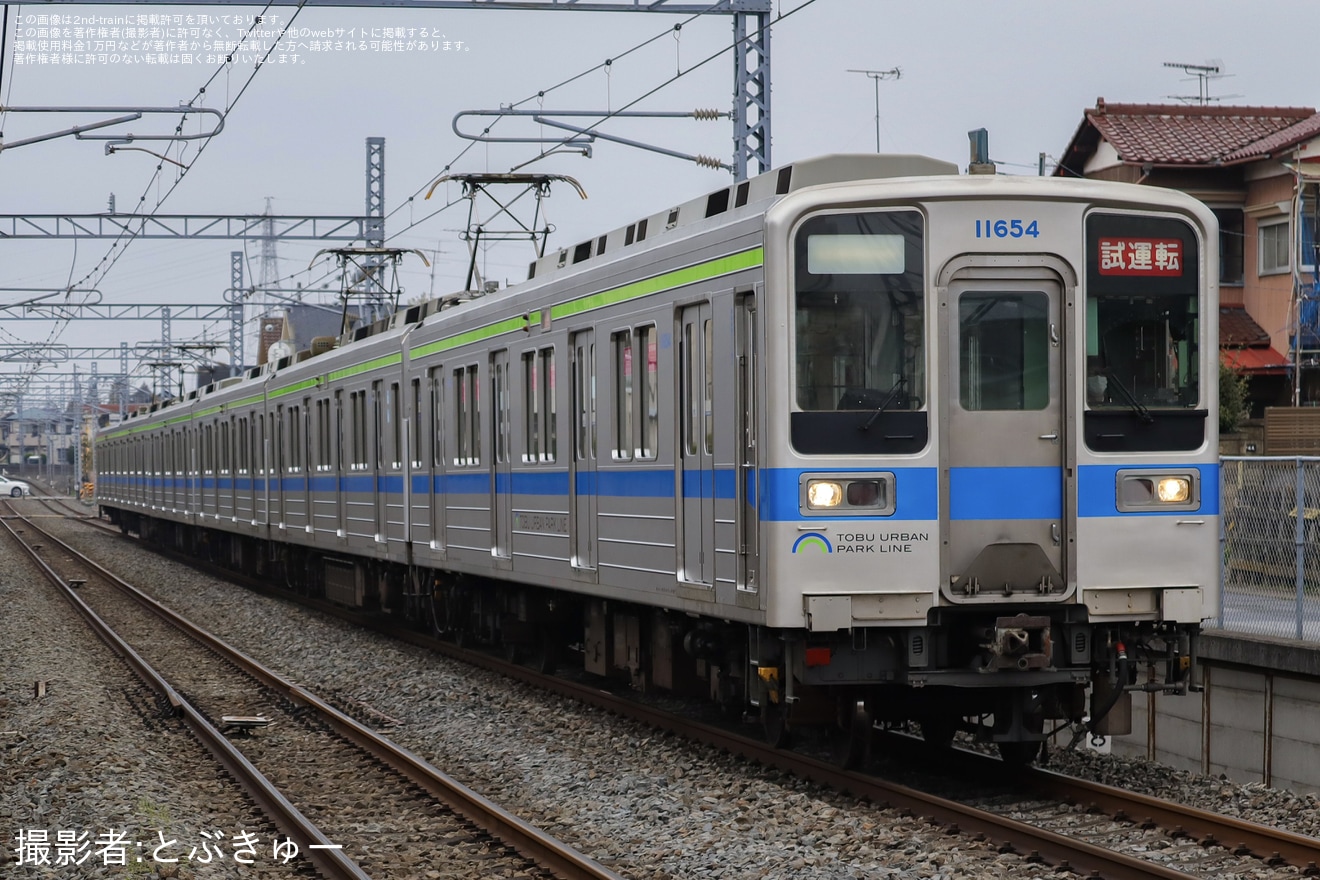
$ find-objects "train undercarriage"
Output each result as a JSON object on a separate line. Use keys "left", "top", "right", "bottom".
{"left": 109, "top": 509, "right": 1199, "bottom": 766}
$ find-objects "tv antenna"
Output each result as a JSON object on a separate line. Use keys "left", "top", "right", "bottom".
{"left": 1162, "top": 61, "right": 1241, "bottom": 106}
{"left": 847, "top": 68, "right": 902, "bottom": 152}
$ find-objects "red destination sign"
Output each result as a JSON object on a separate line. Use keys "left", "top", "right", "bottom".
{"left": 1097, "top": 238, "right": 1183, "bottom": 276}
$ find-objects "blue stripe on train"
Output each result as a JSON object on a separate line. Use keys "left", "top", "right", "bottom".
{"left": 1077, "top": 462, "right": 1220, "bottom": 517}
{"left": 130, "top": 462, "right": 1220, "bottom": 520}
{"left": 949, "top": 467, "right": 1061, "bottom": 520}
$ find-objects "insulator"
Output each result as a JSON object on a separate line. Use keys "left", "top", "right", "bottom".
{"left": 692, "top": 108, "right": 723, "bottom": 121}
{"left": 693, "top": 155, "right": 725, "bottom": 170}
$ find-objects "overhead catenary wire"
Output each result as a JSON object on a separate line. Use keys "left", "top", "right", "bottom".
{"left": 7, "top": 1, "right": 309, "bottom": 397}
{"left": 386, "top": 0, "right": 820, "bottom": 247}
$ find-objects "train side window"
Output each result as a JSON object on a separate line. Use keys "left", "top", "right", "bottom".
{"left": 492, "top": 357, "right": 510, "bottom": 465}
{"left": 454, "top": 365, "right": 480, "bottom": 466}
{"left": 410, "top": 378, "right": 424, "bottom": 467}
{"left": 637, "top": 325, "right": 658, "bottom": 460}
{"left": 543, "top": 349, "right": 556, "bottom": 461}
{"left": 703, "top": 318, "right": 714, "bottom": 454}
{"left": 312, "top": 400, "right": 326, "bottom": 470}
{"left": 682, "top": 323, "right": 697, "bottom": 457}
{"left": 387, "top": 381, "right": 402, "bottom": 469}
{"left": 350, "top": 391, "right": 367, "bottom": 470}
{"left": 332, "top": 393, "right": 344, "bottom": 471}
{"left": 255, "top": 414, "right": 266, "bottom": 474}
{"left": 574, "top": 343, "right": 595, "bottom": 461}
{"left": 237, "top": 417, "right": 248, "bottom": 474}
{"left": 289, "top": 404, "right": 304, "bottom": 472}
{"left": 372, "top": 381, "right": 385, "bottom": 470}
{"left": 273, "top": 407, "right": 285, "bottom": 475}
{"left": 612, "top": 330, "right": 634, "bottom": 461}
{"left": 522, "top": 351, "right": 540, "bottom": 462}
{"left": 221, "top": 419, "right": 231, "bottom": 475}
{"left": 429, "top": 368, "right": 444, "bottom": 467}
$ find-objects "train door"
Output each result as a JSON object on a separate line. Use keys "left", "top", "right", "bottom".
{"left": 940, "top": 264, "right": 1070, "bottom": 601}
{"left": 569, "top": 330, "right": 597, "bottom": 572}
{"left": 736, "top": 291, "right": 759, "bottom": 594}
{"left": 490, "top": 349, "right": 513, "bottom": 563}
{"left": 678, "top": 301, "right": 715, "bottom": 587}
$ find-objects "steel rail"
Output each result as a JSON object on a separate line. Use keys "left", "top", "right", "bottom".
{"left": 13, "top": 506, "right": 624, "bottom": 880}
{"left": 0, "top": 502, "right": 370, "bottom": 880}
{"left": 1024, "top": 766, "right": 1320, "bottom": 871}
{"left": 882, "top": 728, "right": 1320, "bottom": 873}
{"left": 428, "top": 640, "right": 1200, "bottom": 880}
{"left": 68, "top": 513, "right": 1242, "bottom": 879}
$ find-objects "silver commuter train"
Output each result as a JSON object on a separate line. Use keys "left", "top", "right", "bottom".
{"left": 96, "top": 154, "right": 1219, "bottom": 763}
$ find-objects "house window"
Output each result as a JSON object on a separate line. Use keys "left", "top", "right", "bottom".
{"left": 1259, "top": 219, "right": 1290, "bottom": 275}
{"left": 1302, "top": 194, "right": 1319, "bottom": 273}
{"left": 1213, "top": 208, "right": 1244, "bottom": 285}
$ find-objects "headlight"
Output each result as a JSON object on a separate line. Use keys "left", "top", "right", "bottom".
{"left": 799, "top": 473, "right": 897, "bottom": 516}
{"left": 1156, "top": 477, "right": 1190, "bottom": 503}
{"left": 1116, "top": 470, "right": 1199, "bottom": 511}
{"left": 806, "top": 480, "right": 843, "bottom": 508}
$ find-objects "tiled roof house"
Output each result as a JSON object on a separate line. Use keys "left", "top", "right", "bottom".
{"left": 1056, "top": 99, "right": 1320, "bottom": 405}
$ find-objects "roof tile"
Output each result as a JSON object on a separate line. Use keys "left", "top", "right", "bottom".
{"left": 1087, "top": 99, "right": 1318, "bottom": 166}
{"left": 1220, "top": 306, "right": 1273, "bottom": 348}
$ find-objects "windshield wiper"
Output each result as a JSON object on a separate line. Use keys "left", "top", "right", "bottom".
{"left": 859, "top": 376, "right": 908, "bottom": 432}
{"left": 1103, "top": 370, "right": 1154, "bottom": 424}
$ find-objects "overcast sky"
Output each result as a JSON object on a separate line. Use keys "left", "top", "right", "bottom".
{"left": 3, "top": 0, "right": 1319, "bottom": 397}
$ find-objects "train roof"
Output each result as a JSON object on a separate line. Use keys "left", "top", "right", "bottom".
{"left": 524, "top": 153, "right": 959, "bottom": 284}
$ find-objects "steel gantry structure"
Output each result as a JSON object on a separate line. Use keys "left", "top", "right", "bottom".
{"left": 28, "top": 0, "right": 773, "bottom": 179}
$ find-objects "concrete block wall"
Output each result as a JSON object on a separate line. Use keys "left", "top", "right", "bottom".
{"left": 1111, "top": 632, "right": 1320, "bottom": 794}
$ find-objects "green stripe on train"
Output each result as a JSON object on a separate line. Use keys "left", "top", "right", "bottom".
{"left": 410, "top": 246, "right": 763, "bottom": 358}
{"left": 327, "top": 353, "right": 402, "bottom": 382}
{"left": 101, "top": 247, "right": 765, "bottom": 439}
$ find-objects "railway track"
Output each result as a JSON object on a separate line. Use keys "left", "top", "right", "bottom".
{"left": 42, "top": 499, "right": 1320, "bottom": 879}
{"left": 2, "top": 499, "right": 625, "bottom": 880}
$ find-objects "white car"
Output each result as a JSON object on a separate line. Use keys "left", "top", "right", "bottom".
{"left": 0, "top": 474, "right": 32, "bottom": 497}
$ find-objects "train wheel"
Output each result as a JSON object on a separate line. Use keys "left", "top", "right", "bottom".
{"left": 761, "top": 700, "right": 792, "bottom": 749}
{"left": 997, "top": 739, "right": 1042, "bottom": 766}
{"left": 830, "top": 701, "right": 873, "bottom": 770}
{"left": 919, "top": 716, "right": 958, "bottom": 750}
{"left": 427, "top": 592, "right": 446, "bottom": 638}
{"left": 530, "top": 633, "right": 559, "bottom": 674}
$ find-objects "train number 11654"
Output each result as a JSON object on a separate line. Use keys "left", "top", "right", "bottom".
{"left": 975, "top": 219, "right": 1040, "bottom": 238}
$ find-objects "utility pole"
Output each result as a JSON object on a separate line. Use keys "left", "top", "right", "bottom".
{"left": 847, "top": 67, "right": 901, "bottom": 152}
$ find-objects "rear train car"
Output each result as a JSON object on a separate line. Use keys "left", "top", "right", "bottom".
{"left": 96, "top": 154, "right": 1219, "bottom": 762}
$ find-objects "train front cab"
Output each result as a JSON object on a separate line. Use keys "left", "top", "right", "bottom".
{"left": 756, "top": 178, "right": 1219, "bottom": 763}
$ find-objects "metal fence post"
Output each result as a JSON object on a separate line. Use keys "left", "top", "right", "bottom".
{"left": 1218, "top": 463, "right": 1228, "bottom": 627}
{"left": 1295, "top": 457, "right": 1307, "bottom": 641}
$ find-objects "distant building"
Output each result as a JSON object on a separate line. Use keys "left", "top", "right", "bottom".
{"left": 1056, "top": 98, "right": 1320, "bottom": 409}
{"left": 256, "top": 305, "right": 351, "bottom": 366}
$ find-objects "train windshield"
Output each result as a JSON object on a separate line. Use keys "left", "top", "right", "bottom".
{"left": 792, "top": 210, "right": 925, "bottom": 412}
{"left": 1084, "top": 214, "right": 1201, "bottom": 412}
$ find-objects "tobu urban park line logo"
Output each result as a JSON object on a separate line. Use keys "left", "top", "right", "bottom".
{"left": 792, "top": 533, "right": 833, "bottom": 554}
{"left": 792, "top": 531, "right": 932, "bottom": 555}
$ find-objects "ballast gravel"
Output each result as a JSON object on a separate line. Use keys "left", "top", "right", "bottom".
{"left": 8, "top": 504, "right": 1318, "bottom": 880}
